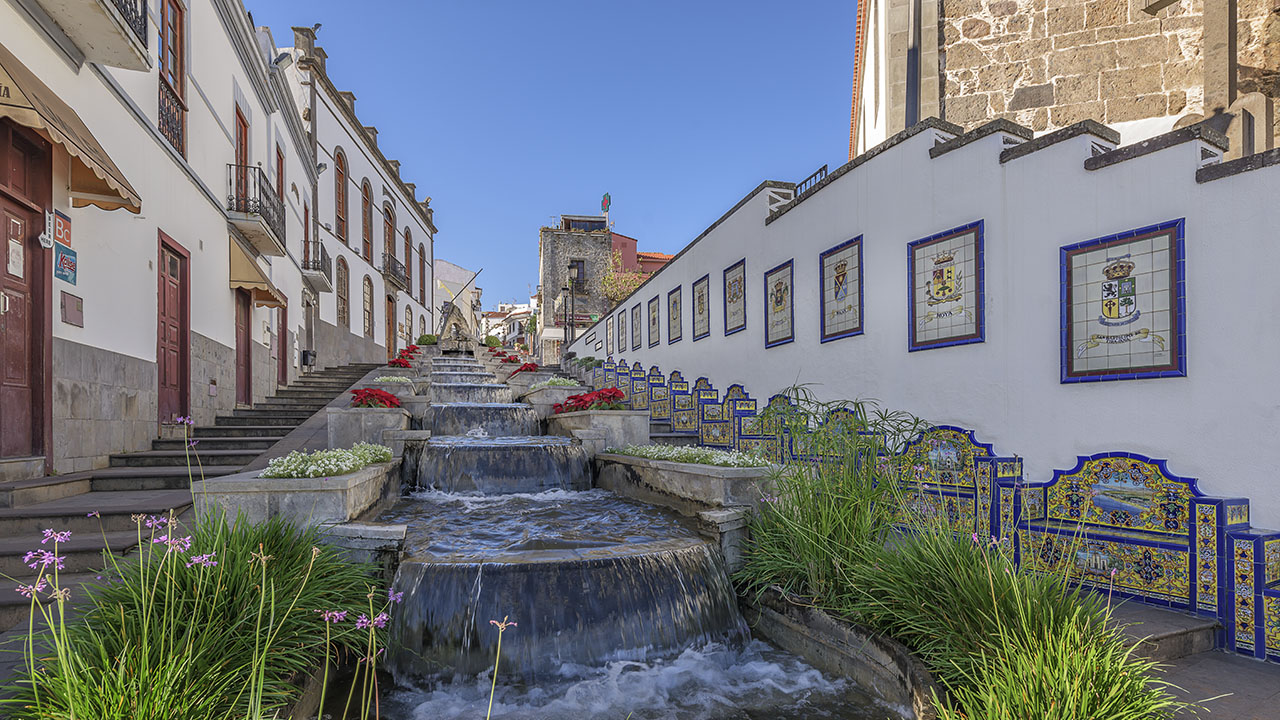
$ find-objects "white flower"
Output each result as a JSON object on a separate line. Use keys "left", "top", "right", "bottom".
{"left": 259, "top": 443, "right": 393, "bottom": 478}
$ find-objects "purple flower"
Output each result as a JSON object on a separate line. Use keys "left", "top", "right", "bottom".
{"left": 187, "top": 439, "right": 200, "bottom": 448}
{"left": 175, "top": 416, "right": 195, "bottom": 426}
{"left": 185, "top": 552, "right": 218, "bottom": 568}
{"left": 25, "top": 550, "right": 64, "bottom": 571}
{"left": 315, "top": 610, "right": 348, "bottom": 624}
{"left": 15, "top": 578, "right": 47, "bottom": 598}
{"left": 355, "top": 613, "right": 371, "bottom": 630}
{"left": 41, "top": 529, "right": 71, "bottom": 545}
{"left": 372, "top": 612, "right": 389, "bottom": 629}
{"left": 144, "top": 515, "right": 169, "bottom": 529}
{"left": 86, "top": 511, "right": 100, "bottom": 519}
{"left": 971, "top": 532, "right": 980, "bottom": 544}
{"left": 152, "top": 535, "right": 193, "bottom": 553}
{"left": 387, "top": 589, "right": 404, "bottom": 605}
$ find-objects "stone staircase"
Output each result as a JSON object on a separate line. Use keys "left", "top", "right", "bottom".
{"left": 649, "top": 420, "right": 698, "bottom": 447}
{"left": 0, "top": 361, "right": 380, "bottom": 632}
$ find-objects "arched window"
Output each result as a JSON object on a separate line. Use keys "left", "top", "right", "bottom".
{"left": 362, "top": 275, "right": 374, "bottom": 338}
{"left": 360, "top": 180, "right": 373, "bottom": 262}
{"left": 418, "top": 243, "right": 426, "bottom": 305}
{"left": 404, "top": 227, "right": 412, "bottom": 287}
{"left": 419, "top": 314, "right": 426, "bottom": 339}
{"left": 334, "top": 150, "right": 348, "bottom": 243}
{"left": 336, "top": 257, "right": 350, "bottom": 329}
{"left": 404, "top": 304, "right": 412, "bottom": 342}
{"left": 383, "top": 203, "right": 396, "bottom": 264}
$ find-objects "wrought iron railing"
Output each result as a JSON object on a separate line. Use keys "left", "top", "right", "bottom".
{"left": 795, "top": 163, "right": 829, "bottom": 199}
{"left": 226, "top": 164, "right": 285, "bottom": 243}
{"left": 158, "top": 80, "right": 185, "bottom": 155}
{"left": 381, "top": 254, "right": 408, "bottom": 291}
{"left": 111, "top": 0, "right": 148, "bottom": 46}
{"left": 302, "top": 240, "right": 332, "bottom": 283}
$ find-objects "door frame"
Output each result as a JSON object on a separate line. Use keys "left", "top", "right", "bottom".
{"left": 156, "top": 230, "right": 190, "bottom": 424}
{"left": 385, "top": 295, "right": 396, "bottom": 359}
{"left": 234, "top": 288, "right": 252, "bottom": 406}
{"left": 0, "top": 120, "right": 51, "bottom": 471}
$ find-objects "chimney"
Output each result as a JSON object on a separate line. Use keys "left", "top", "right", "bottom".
{"left": 312, "top": 47, "right": 327, "bottom": 73}
{"left": 291, "top": 26, "right": 315, "bottom": 57}
{"left": 404, "top": 182, "right": 416, "bottom": 200}
{"left": 388, "top": 159, "right": 400, "bottom": 178}
{"left": 338, "top": 90, "right": 356, "bottom": 112}
{"left": 364, "top": 126, "right": 378, "bottom": 148}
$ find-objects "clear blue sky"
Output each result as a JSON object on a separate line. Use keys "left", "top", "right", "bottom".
{"left": 252, "top": 1, "right": 858, "bottom": 307}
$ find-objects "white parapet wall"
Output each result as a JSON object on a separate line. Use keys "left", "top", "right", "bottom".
{"left": 565, "top": 117, "right": 1280, "bottom": 529}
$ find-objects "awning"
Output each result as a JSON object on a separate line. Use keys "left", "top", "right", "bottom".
{"left": 229, "top": 242, "right": 286, "bottom": 308}
{"left": 0, "top": 43, "right": 141, "bottom": 213}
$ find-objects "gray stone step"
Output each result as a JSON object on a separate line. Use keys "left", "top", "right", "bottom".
{"left": 251, "top": 399, "right": 329, "bottom": 410}
{"left": 1112, "top": 602, "right": 1219, "bottom": 661}
{"left": 109, "top": 449, "right": 259, "bottom": 468}
{"left": 0, "top": 530, "right": 137, "bottom": 576}
{"left": 650, "top": 433, "right": 700, "bottom": 447}
{"left": 230, "top": 408, "right": 314, "bottom": 419}
{"left": 193, "top": 425, "right": 296, "bottom": 438}
{"left": 214, "top": 415, "right": 303, "bottom": 427}
{"left": 89, "top": 465, "right": 242, "bottom": 492}
{"left": 269, "top": 388, "right": 340, "bottom": 398}
{"left": 0, "top": 475, "right": 91, "bottom": 509}
{"left": 650, "top": 421, "right": 673, "bottom": 433}
{"left": 0, "top": 572, "right": 99, "bottom": 634}
{"left": 152, "top": 437, "right": 283, "bottom": 452}
{"left": 0, "top": 490, "right": 193, "bottom": 534}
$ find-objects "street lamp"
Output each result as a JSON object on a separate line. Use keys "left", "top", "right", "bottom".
{"left": 561, "top": 285, "right": 570, "bottom": 364}
{"left": 566, "top": 261, "right": 580, "bottom": 347}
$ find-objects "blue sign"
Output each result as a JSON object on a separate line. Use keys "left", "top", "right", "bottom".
{"left": 54, "top": 244, "right": 76, "bottom": 285}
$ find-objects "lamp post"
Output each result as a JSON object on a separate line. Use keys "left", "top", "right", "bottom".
{"left": 560, "top": 285, "right": 570, "bottom": 364}
{"left": 566, "top": 261, "right": 580, "bottom": 347}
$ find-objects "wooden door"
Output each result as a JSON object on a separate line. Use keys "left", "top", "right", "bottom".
{"left": 276, "top": 305, "right": 288, "bottom": 386}
{"left": 233, "top": 107, "right": 248, "bottom": 200}
{"left": 157, "top": 242, "right": 187, "bottom": 422}
{"left": 385, "top": 296, "right": 396, "bottom": 359}
{"left": 0, "top": 197, "right": 35, "bottom": 458}
{"left": 235, "top": 289, "right": 251, "bottom": 405}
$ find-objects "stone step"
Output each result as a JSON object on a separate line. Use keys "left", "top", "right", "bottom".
{"left": 89, "top": 465, "right": 242, "bottom": 492}
{"left": 1111, "top": 602, "right": 1219, "bottom": 661}
{"left": 214, "top": 415, "right": 304, "bottom": 427}
{"left": 230, "top": 408, "right": 314, "bottom": 419}
{"left": 650, "top": 433, "right": 700, "bottom": 447}
{"left": 0, "top": 475, "right": 91, "bottom": 509}
{"left": 192, "top": 425, "right": 297, "bottom": 438}
{"left": 247, "top": 401, "right": 328, "bottom": 413}
{"left": 109, "top": 449, "right": 259, "bottom": 468}
{"left": 650, "top": 422, "right": 674, "bottom": 433}
{"left": 270, "top": 388, "right": 342, "bottom": 398}
{"left": 0, "top": 530, "right": 137, "bottom": 576}
{"left": 0, "top": 572, "right": 100, "bottom": 634}
{"left": 0, "top": 490, "right": 193, "bottom": 535}
{"left": 152, "top": 436, "right": 284, "bottom": 452}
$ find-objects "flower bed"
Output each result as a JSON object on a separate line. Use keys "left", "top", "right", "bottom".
{"left": 508, "top": 362, "right": 539, "bottom": 377}
{"left": 605, "top": 444, "right": 770, "bottom": 468}
{"left": 386, "top": 358, "right": 412, "bottom": 368}
{"left": 530, "top": 377, "right": 580, "bottom": 391}
{"left": 553, "top": 387, "right": 625, "bottom": 414}
{"left": 260, "top": 443, "right": 392, "bottom": 479}
{"left": 350, "top": 388, "right": 402, "bottom": 408}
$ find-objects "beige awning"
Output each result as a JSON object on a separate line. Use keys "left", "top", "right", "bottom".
{"left": 0, "top": 43, "right": 141, "bottom": 213}
{"left": 229, "top": 242, "right": 286, "bottom": 308}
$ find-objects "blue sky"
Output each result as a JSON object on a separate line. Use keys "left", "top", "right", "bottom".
{"left": 252, "top": 1, "right": 858, "bottom": 307}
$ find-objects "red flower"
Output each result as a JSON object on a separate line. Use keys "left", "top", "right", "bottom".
{"left": 553, "top": 387, "right": 626, "bottom": 414}
{"left": 509, "top": 362, "right": 539, "bottom": 377}
{"left": 502, "top": 356, "right": 519, "bottom": 363}
{"left": 350, "top": 388, "right": 402, "bottom": 409}
{"left": 387, "top": 358, "right": 412, "bottom": 368}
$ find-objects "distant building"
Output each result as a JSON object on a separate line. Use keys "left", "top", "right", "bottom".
{"left": 433, "top": 259, "right": 481, "bottom": 340}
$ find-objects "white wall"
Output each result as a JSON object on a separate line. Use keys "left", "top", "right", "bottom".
{"left": 568, "top": 125, "right": 1280, "bottom": 528}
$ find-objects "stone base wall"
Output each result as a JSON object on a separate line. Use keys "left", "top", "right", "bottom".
{"left": 314, "top": 318, "right": 386, "bottom": 370}
{"left": 251, "top": 340, "right": 273, "bottom": 406}
{"left": 51, "top": 338, "right": 156, "bottom": 474}
{"left": 190, "top": 332, "right": 235, "bottom": 426}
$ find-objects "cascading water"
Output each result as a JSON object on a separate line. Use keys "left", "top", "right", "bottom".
{"left": 378, "top": 352, "right": 881, "bottom": 719}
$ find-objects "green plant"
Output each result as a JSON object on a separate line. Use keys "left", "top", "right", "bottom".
{"left": 259, "top": 443, "right": 392, "bottom": 478}
{"left": 484, "top": 335, "right": 501, "bottom": 347}
{"left": 606, "top": 444, "right": 771, "bottom": 468}
{"left": 4, "top": 511, "right": 388, "bottom": 720}
{"left": 601, "top": 249, "right": 650, "bottom": 303}
{"left": 529, "top": 377, "right": 581, "bottom": 391}
{"left": 417, "top": 334, "right": 437, "bottom": 345}
{"left": 373, "top": 376, "right": 413, "bottom": 384}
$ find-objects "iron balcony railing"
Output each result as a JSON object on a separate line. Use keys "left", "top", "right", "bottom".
{"left": 381, "top": 253, "right": 408, "bottom": 291}
{"left": 111, "top": 0, "right": 148, "bottom": 46}
{"left": 795, "top": 163, "right": 829, "bottom": 199}
{"left": 226, "top": 164, "right": 285, "bottom": 244}
{"left": 302, "top": 240, "right": 332, "bottom": 281}
{"left": 158, "top": 80, "right": 185, "bottom": 155}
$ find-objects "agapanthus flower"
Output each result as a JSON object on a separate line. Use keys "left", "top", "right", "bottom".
{"left": 355, "top": 613, "right": 371, "bottom": 630}
{"left": 144, "top": 515, "right": 169, "bottom": 529}
{"left": 41, "top": 529, "right": 71, "bottom": 545}
{"left": 316, "top": 609, "right": 348, "bottom": 623}
{"left": 185, "top": 552, "right": 218, "bottom": 568}
{"left": 15, "top": 578, "right": 47, "bottom": 598}
{"left": 388, "top": 589, "right": 404, "bottom": 604}
{"left": 372, "top": 612, "right": 389, "bottom": 629}
{"left": 24, "top": 549, "right": 64, "bottom": 571}
{"left": 152, "top": 535, "right": 193, "bottom": 553}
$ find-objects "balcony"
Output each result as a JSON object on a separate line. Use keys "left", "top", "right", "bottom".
{"left": 37, "top": 0, "right": 149, "bottom": 70}
{"left": 302, "top": 240, "right": 333, "bottom": 293}
{"left": 381, "top": 254, "right": 408, "bottom": 292}
{"left": 226, "top": 164, "right": 286, "bottom": 256}
{"left": 158, "top": 80, "right": 185, "bottom": 156}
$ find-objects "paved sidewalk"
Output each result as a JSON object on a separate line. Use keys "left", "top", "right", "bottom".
{"left": 1166, "top": 650, "right": 1280, "bottom": 718}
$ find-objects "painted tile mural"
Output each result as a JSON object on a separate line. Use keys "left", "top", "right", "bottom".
{"left": 692, "top": 274, "right": 710, "bottom": 340}
{"left": 617, "top": 310, "right": 625, "bottom": 351}
{"left": 630, "top": 304, "right": 641, "bottom": 350}
{"left": 648, "top": 296, "right": 660, "bottom": 348}
{"left": 1061, "top": 219, "right": 1186, "bottom": 383}
{"left": 1196, "top": 503, "right": 1219, "bottom": 614}
{"left": 908, "top": 221, "right": 985, "bottom": 351}
{"left": 668, "top": 286, "right": 682, "bottom": 343}
{"left": 1045, "top": 456, "right": 1192, "bottom": 535}
{"left": 606, "top": 315, "right": 614, "bottom": 355}
{"left": 1022, "top": 532, "right": 1190, "bottom": 605}
{"left": 724, "top": 259, "right": 746, "bottom": 335}
{"left": 1235, "top": 538, "right": 1256, "bottom": 653}
{"left": 820, "top": 236, "right": 863, "bottom": 343}
{"left": 764, "top": 259, "right": 794, "bottom": 348}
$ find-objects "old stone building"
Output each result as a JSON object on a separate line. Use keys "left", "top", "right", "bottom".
{"left": 537, "top": 215, "right": 613, "bottom": 364}
{"left": 851, "top": 0, "right": 1280, "bottom": 156}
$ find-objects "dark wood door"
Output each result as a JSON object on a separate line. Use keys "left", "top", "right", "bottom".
{"left": 235, "top": 289, "right": 251, "bottom": 405}
{"left": 234, "top": 107, "right": 248, "bottom": 199}
{"left": 385, "top": 296, "right": 395, "bottom": 359}
{"left": 276, "top": 305, "right": 288, "bottom": 386}
{"left": 0, "top": 198, "right": 35, "bottom": 458}
{"left": 157, "top": 243, "right": 186, "bottom": 422}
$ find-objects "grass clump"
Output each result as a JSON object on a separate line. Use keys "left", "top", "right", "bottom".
{"left": 606, "top": 443, "right": 771, "bottom": 468}
{"left": 529, "top": 377, "right": 581, "bottom": 391}
{"left": 260, "top": 443, "right": 392, "bottom": 479}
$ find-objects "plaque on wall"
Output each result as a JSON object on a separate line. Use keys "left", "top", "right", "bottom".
{"left": 606, "top": 314, "right": 614, "bottom": 354}
{"left": 647, "top": 295, "right": 660, "bottom": 348}
{"left": 723, "top": 258, "right": 746, "bottom": 335}
{"left": 692, "top": 274, "right": 710, "bottom": 340}
{"left": 667, "top": 285, "right": 682, "bottom": 344}
{"left": 631, "top": 303, "right": 641, "bottom": 350}
{"left": 820, "top": 236, "right": 863, "bottom": 343}
{"left": 908, "top": 220, "right": 985, "bottom": 352}
{"left": 60, "top": 291, "right": 84, "bottom": 327}
{"left": 764, "top": 259, "right": 794, "bottom": 348}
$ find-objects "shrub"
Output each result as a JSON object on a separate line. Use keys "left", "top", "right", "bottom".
{"left": 484, "top": 336, "right": 501, "bottom": 347}
{"left": 417, "top": 334, "right": 437, "bottom": 345}
{"left": 529, "top": 377, "right": 580, "bottom": 391}
{"left": 553, "top": 387, "right": 625, "bottom": 413}
{"left": 350, "top": 387, "right": 402, "bottom": 408}
{"left": 606, "top": 444, "right": 770, "bottom": 468}
{"left": 259, "top": 443, "right": 392, "bottom": 479}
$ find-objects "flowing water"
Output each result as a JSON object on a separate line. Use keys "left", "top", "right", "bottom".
{"left": 379, "top": 354, "right": 885, "bottom": 719}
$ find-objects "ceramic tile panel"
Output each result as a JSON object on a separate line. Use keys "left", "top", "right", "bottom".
{"left": 1061, "top": 219, "right": 1186, "bottom": 383}
{"left": 1023, "top": 531, "right": 1190, "bottom": 605}
{"left": 692, "top": 274, "right": 711, "bottom": 341}
{"left": 724, "top": 259, "right": 746, "bottom": 335}
{"left": 617, "top": 310, "right": 626, "bottom": 351}
{"left": 631, "top": 304, "right": 641, "bottom": 350}
{"left": 630, "top": 363, "right": 648, "bottom": 411}
{"left": 899, "top": 426, "right": 994, "bottom": 491}
{"left": 1265, "top": 592, "right": 1280, "bottom": 660}
{"left": 764, "top": 259, "right": 795, "bottom": 348}
{"left": 1196, "top": 503, "right": 1220, "bottom": 614}
{"left": 820, "top": 236, "right": 864, "bottom": 343}
{"left": 606, "top": 315, "right": 614, "bottom": 355}
{"left": 1043, "top": 456, "right": 1195, "bottom": 536}
{"left": 648, "top": 367, "right": 670, "bottom": 422}
{"left": 1234, "top": 537, "right": 1257, "bottom": 653}
{"left": 647, "top": 296, "right": 660, "bottom": 348}
{"left": 908, "top": 221, "right": 985, "bottom": 352}
{"left": 668, "top": 286, "right": 682, "bottom": 344}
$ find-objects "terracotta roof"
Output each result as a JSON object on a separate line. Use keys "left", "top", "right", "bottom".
{"left": 636, "top": 252, "right": 674, "bottom": 261}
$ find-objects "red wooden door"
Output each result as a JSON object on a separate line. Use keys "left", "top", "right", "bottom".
{"left": 157, "top": 244, "right": 186, "bottom": 422}
{"left": 276, "top": 305, "right": 288, "bottom": 386}
{"left": 234, "top": 108, "right": 248, "bottom": 199}
{"left": 385, "top": 296, "right": 396, "bottom": 359}
{"left": 235, "top": 290, "right": 251, "bottom": 405}
{"left": 0, "top": 198, "right": 35, "bottom": 458}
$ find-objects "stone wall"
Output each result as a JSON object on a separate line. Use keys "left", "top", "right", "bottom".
{"left": 539, "top": 228, "right": 613, "bottom": 325}
{"left": 51, "top": 338, "right": 156, "bottom": 474}
{"left": 251, "top": 340, "right": 274, "bottom": 407}
{"left": 314, "top": 318, "right": 386, "bottom": 370}
{"left": 939, "top": 0, "right": 1280, "bottom": 137}
{"left": 190, "top": 332, "right": 235, "bottom": 426}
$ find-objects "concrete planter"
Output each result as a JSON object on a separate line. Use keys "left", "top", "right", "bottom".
{"left": 192, "top": 461, "right": 399, "bottom": 526}
{"left": 326, "top": 407, "right": 410, "bottom": 449}
{"left": 519, "top": 384, "right": 590, "bottom": 420}
{"left": 505, "top": 369, "right": 557, "bottom": 392}
{"left": 360, "top": 380, "right": 420, "bottom": 402}
{"left": 741, "top": 588, "right": 940, "bottom": 720}
{"left": 593, "top": 452, "right": 774, "bottom": 516}
{"left": 547, "top": 409, "right": 649, "bottom": 451}
{"left": 376, "top": 366, "right": 416, "bottom": 379}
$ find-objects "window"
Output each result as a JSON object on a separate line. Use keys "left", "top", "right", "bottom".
{"left": 334, "top": 151, "right": 348, "bottom": 243}
{"left": 361, "top": 181, "right": 373, "bottom": 262}
{"left": 303, "top": 203, "right": 310, "bottom": 263}
{"left": 275, "top": 147, "right": 284, "bottom": 201}
{"left": 383, "top": 204, "right": 396, "bottom": 263}
{"left": 404, "top": 228, "right": 412, "bottom": 287}
{"left": 418, "top": 243, "right": 426, "bottom": 304}
{"left": 362, "top": 275, "right": 374, "bottom": 338}
{"left": 158, "top": 0, "right": 186, "bottom": 154}
{"left": 336, "top": 257, "right": 350, "bottom": 329}
{"left": 570, "top": 259, "right": 586, "bottom": 291}
{"left": 404, "top": 305, "right": 412, "bottom": 341}
{"left": 419, "top": 314, "right": 426, "bottom": 339}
